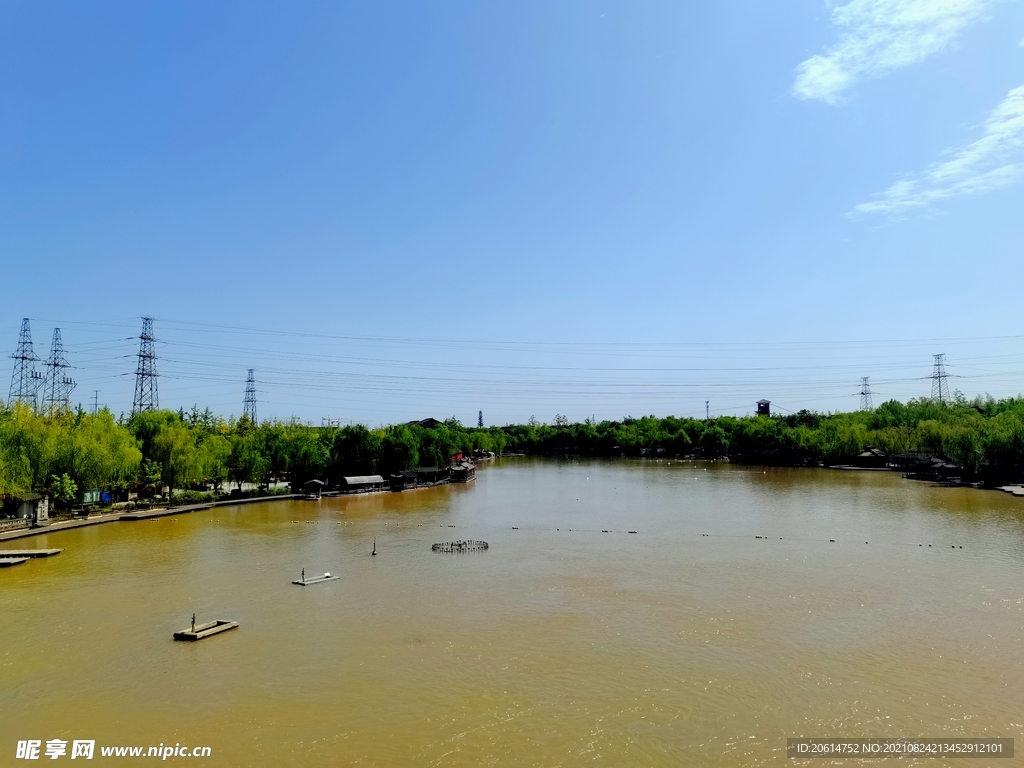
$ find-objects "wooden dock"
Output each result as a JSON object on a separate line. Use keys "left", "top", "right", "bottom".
{"left": 173, "top": 620, "right": 239, "bottom": 641}
{"left": 0, "top": 494, "right": 298, "bottom": 544}
{"left": 121, "top": 504, "right": 213, "bottom": 521}
{"left": 0, "top": 557, "right": 28, "bottom": 568}
{"left": 0, "top": 548, "right": 62, "bottom": 558}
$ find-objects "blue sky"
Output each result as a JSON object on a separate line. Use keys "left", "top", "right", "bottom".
{"left": 2, "top": 1, "right": 1024, "bottom": 423}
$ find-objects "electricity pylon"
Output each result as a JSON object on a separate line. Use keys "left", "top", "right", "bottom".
{"left": 41, "top": 328, "right": 75, "bottom": 415}
{"left": 244, "top": 369, "right": 258, "bottom": 426}
{"left": 132, "top": 317, "right": 159, "bottom": 416}
{"left": 930, "top": 354, "right": 950, "bottom": 404}
{"left": 8, "top": 318, "right": 42, "bottom": 408}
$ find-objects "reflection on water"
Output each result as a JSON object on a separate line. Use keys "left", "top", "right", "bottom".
{"left": 3, "top": 459, "right": 1024, "bottom": 766}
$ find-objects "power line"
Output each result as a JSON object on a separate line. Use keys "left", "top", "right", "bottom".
{"left": 14, "top": 316, "right": 1024, "bottom": 422}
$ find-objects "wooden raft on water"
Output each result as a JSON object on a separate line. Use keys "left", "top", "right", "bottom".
{"left": 0, "top": 549, "right": 62, "bottom": 568}
{"left": 173, "top": 620, "right": 238, "bottom": 642}
{"left": 292, "top": 572, "right": 340, "bottom": 586}
{"left": 0, "top": 548, "right": 62, "bottom": 558}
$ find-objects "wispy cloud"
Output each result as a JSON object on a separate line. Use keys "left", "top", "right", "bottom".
{"left": 794, "top": 0, "right": 990, "bottom": 104}
{"left": 852, "top": 84, "right": 1024, "bottom": 216}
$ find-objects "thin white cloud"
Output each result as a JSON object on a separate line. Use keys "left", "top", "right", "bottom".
{"left": 852, "top": 84, "right": 1024, "bottom": 216}
{"left": 794, "top": 0, "right": 990, "bottom": 104}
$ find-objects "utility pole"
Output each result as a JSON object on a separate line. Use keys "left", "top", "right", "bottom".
{"left": 929, "top": 354, "right": 950, "bottom": 404}
{"left": 859, "top": 377, "right": 875, "bottom": 411}
{"left": 93, "top": 390, "right": 99, "bottom": 414}
{"left": 478, "top": 410, "right": 483, "bottom": 428}
{"left": 8, "top": 318, "right": 42, "bottom": 408}
{"left": 706, "top": 401, "right": 709, "bottom": 420}
{"left": 132, "top": 317, "right": 159, "bottom": 416}
{"left": 244, "top": 369, "right": 258, "bottom": 427}
{"left": 41, "top": 328, "right": 75, "bottom": 415}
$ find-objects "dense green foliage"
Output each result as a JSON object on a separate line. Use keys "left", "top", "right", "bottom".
{"left": 498, "top": 396, "right": 1024, "bottom": 483}
{"left": 4, "top": 394, "right": 1024, "bottom": 504}
{"left": 0, "top": 404, "right": 507, "bottom": 502}
{"left": 0, "top": 403, "right": 142, "bottom": 500}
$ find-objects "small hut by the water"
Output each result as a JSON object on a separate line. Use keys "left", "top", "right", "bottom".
{"left": 302, "top": 479, "right": 326, "bottom": 499}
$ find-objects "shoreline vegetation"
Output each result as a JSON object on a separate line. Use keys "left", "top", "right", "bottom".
{"left": 3, "top": 395, "right": 1024, "bottom": 521}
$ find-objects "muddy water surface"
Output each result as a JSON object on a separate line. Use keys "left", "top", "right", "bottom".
{"left": 3, "top": 459, "right": 1024, "bottom": 766}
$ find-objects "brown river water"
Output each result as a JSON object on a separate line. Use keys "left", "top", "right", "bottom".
{"left": 4, "top": 459, "right": 1024, "bottom": 766}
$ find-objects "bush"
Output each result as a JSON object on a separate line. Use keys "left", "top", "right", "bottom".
{"left": 169, "top": 490, "right": 216, "bottom": 506}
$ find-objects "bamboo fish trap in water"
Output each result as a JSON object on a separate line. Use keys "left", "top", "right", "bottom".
{"left": 431, "top": 540, "right": 489, "bottom": 553}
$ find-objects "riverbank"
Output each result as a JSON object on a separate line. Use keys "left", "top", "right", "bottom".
{"left": 0, "top": 493, "right": 301, "bottom": 543}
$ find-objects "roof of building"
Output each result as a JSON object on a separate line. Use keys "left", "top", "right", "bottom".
{"left": 757, "top": 399, "right": 771, "bottom": 405}
{"left": 406, "top": 418, "right": 442, "bottom": 428}
{"left": 858, "top": 447, "right": 886, "bottom": 457}
{"left": 303, "top": 479, "right": 326, "bottom": 486}
{"left": 341, "top": 475, "right": 385, "bottom": 484}
{"left": 5, "top": 491, "right": 45, "bottom": 501}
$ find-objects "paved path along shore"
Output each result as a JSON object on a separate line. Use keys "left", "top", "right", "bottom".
{"left": 0, "top": 494, "right": 300, "bottom": 543}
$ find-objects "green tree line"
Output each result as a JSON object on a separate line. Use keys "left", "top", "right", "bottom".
{"left": 0, "top": 403, "right": 508, "bottom": 503}
{"left": 500, "top": 396, "right": 1024, "bottom": 483}
{"left": 4, "top": 395, "right": 1024, "bottom": 504}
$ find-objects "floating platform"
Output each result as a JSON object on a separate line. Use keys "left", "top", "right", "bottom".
{"left": 292, "top": 573, "right": 340, "bottom": 586}
{"left": 0, "top": 548, "right": 62, "bottom": 558}
{"left": 173, "top": 620, "right": 239, "bottom": 642}
{"left": 0, "top": 557, "right": 29, "bottom": 568}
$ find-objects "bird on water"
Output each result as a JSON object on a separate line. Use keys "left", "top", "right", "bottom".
{"left": 372, "top": 537, "right": 377, "bottom": 556}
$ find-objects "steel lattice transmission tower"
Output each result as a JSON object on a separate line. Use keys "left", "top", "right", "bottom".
{"left": 41, "top": 328, "right": 75, "bottom": 415}
{"left": 478, "top": 410, "right": 483, "bottom": 428}
{"left": 132, "top": 317, "right": 159, "bottom": 416}
{"left": 244, "top": 369, "right": 258, "bottom": 426}
{"left": 859, "top": 377, "right": 876, "bottom": 411}
{"left": 930, "top": 354, "right": 950, "bottom": 404}
{"left": 8, "top": 318, "right": 43, "bottom": 408}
